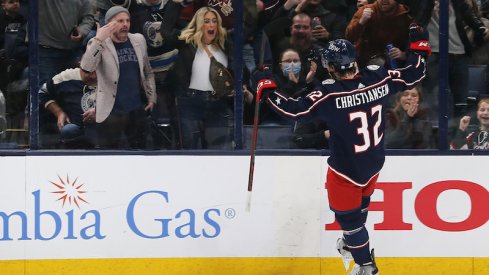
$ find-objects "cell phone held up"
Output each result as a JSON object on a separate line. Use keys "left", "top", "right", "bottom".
{"left": 311, "top": 17, "right": 321, "bottom": 29}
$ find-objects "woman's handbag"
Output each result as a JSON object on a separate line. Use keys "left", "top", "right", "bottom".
{"left": 204, "top": 46, "right": 234, "bottom": 98}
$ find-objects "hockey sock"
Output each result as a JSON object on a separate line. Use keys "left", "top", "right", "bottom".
{"left": 343, "top": 225, "right": 372, "bottom": 265}
{"left": 360, "top": 196, "right": 370, "bottom": 225}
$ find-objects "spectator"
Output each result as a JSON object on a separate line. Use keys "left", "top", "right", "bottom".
{"left": 451, "top": 97, "right": 489, "bottom": 149}
{"left": 93, "top": 0, "right": 132, "bottom": 25}
{"left": 466, "top": 0, "right": 489, "bottom": 90}
{"left": 289, "top": 0, "right": 347, "bottom": 43}
{"left": 249, "top": 48, "right": 329, "bottom": 149}
{"left": 38, "top": 0, "right": 95, "bottom": 85}
{"left": 0, "top": 0, "right": 27, "bottom": 147}
{"left": 246, "top": 48, "right": 330, "bottom": 149}
{"left": 39, "top": 68, "right": 97, "bottom": 148}
{"left": 385, "top": 85, "right": 434, "bottom": 149}
{"left": 0, "top": 0, "right": 25, "bottom": 59}
{"left": 85, "top": 1, "right": 134, "bottom": 44}
{"left": 423, "top": 0, "right": 489, "bottom": 120}
{"left": 241, "top": 0, "right": 263, "bottom": 90}
{"left": 130, "top": 0, "right": 183, "bottom": 76}
{"left": 164, "top": 6, "right": 234, "bottom": 149}
{"left": 345, "top": 0, "right": 412, "bottom": 68}
{"left": 0, "top": 0, "right": 26, "bottom": 91}
{"left": 193, "top": 0, "right": 235, "bottom": 31}
{"left": 129, "top": 0, "right": 186, "bottom": 148}
{"left": 251, "top": 48, "right": 318, "bottom": 125}
{"left": 357, "top": 0, "right": 374, "bottom": 9}
{"left": 190, "top": 0, "right": 259, "bottom": 88}
{"left": 265, "top": 12, "right": 326, "bottom": 79}
{"left": 81, "top": 6, "right": 156, "bottom": 149}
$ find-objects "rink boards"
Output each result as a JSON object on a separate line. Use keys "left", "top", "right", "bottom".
{"left": 0, "top": 155, "right": 488, "bottom": 275}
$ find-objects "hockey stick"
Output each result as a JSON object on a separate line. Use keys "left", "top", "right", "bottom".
{"left": 245, "top": 32, "right": 270, "bottom": 212}
{"left": 246, "top": 87, "right": 263, "bottom": 212}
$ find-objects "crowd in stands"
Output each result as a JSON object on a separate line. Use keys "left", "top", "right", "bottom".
{"left": 0, "top": 0, "right": 28, "bottom": 148}
{"left": 0, "top": 0, "right": 488, "bottom": 150}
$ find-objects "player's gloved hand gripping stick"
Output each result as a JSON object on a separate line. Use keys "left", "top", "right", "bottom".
{"left": 246, "top": 79, "right": 277, "bottom": 212}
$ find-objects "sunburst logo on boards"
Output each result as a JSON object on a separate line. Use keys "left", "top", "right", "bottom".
{"left": 49, "top": 174, "right": 89, "bottom": 209}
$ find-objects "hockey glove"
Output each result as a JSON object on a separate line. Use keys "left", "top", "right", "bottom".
{"left": 251, "top": 65, "right": 273, "bottom": 91}
{"left": 256, "top": 79, "right": 277, "bottom": 103}
{"left": 409, "top": 23, "right": 431, "bottom": 57}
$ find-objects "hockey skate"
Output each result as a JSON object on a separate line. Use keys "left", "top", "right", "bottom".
{"left": 336, "top": 238, "right": 353, "bottom": 271}
{"left": 348, "top": 249, "right": 379, "bottom": 275}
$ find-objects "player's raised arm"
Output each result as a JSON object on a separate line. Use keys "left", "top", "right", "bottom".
{"left": 389, "top": 23, "right": 432, "bottom": 91}
{"left": 256, "top": 78, "right": 320, "bottom": 123}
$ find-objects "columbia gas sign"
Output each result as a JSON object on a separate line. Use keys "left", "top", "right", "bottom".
{"left": 1, "top": 155, "right": 321, "bottom": 260}
{"left": 0, "top": 187, "right": 223, "bottom": 242}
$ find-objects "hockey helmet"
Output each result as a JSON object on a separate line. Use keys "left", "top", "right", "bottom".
{"left": 321, "top": 39, "right": 356, "bottom": 71}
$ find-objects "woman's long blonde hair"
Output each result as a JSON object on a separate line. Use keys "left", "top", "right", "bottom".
{"left": 178, "top": 7, "right": 227, "bottom": 50}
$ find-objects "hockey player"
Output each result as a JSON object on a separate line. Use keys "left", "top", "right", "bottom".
{"left": 256, "top": 24, "right": 431, "bottom": 275}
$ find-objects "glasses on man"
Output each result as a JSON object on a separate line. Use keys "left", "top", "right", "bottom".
{"left": 292, "top": 24, "right": 310, "bottom": 30}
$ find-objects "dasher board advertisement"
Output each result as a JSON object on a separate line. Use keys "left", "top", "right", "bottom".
{"left": 0, "top": 155, "right": 488, "bottom": 261}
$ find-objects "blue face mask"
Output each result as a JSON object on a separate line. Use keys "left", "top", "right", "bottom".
{"left": 282, "top": 62, "right": 301, "bottom": 76}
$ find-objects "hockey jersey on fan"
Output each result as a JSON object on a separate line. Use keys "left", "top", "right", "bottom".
{"left": 129, "top": 0, "right": 182, "bottom": 72}
{"left": 39, "top": 68, "right": 96, "bottom": 127}
{"left": 266, "top": 54, "right": 426, "bottom": 185}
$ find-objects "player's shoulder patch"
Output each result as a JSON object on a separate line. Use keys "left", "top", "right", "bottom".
{"left": 322, "top": 79, "right": 335, "bottom": 85}
{"left": 366, "top": 65, "right": 380, "bottom": 71}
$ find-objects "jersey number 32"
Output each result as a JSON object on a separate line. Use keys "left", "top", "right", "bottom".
{"left": 349, "top": 105, "right": 383, "bottom": 153}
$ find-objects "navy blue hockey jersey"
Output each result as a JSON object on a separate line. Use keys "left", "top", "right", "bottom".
{"left": 266, "top": 54, "right": 426, "bottom": 185}
{"left": 39, "top": 68, "right": 96, "bottom": 127}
